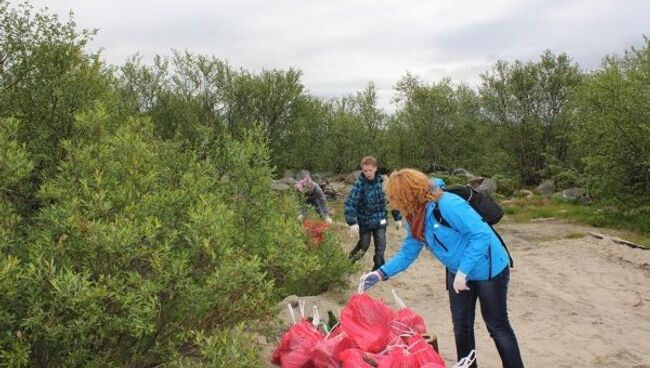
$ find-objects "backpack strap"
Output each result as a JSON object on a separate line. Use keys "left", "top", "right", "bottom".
{"left": 489, "top": 224, "right": 514, "bottom": 268}
{"left": 433, "top": 201, "right": 514, "bottom": 269}
{"left": 432, "top": 205, "right": 450, "bottom": 228}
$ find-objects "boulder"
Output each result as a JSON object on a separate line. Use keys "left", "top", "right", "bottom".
{"left": 345, "top": 170, "right": 361, "bottom": 184}
{"left": 516, "top": 189, "right": 534, "bottom": 199}
{"left": 426, "top": 163, "right": 449, "bottom": 173}
{"left": 472, "top": 177, "right": 497, "bottom": 195}
{"left": 452, "top": 168, "right": 473, "bottom": 178}
{"left": 282, "top": 169, "right": 295, "bottom": 179}
{"left": 553, "top": 188, "right": 593, "bottom": 204}
{"left": 468, "top": 176, "right": 485, "bottom": 188}
{"left": 271, "top": 180, "right": 291, "bottom": 191}
{"left": 536, "top": 180, "right": 555, "bottom": 195}
{"left": 323, "top": 181, "right": 347, "bottom": 200}
{"left": 311, "top": 173, "right": 328, "bottom": 188}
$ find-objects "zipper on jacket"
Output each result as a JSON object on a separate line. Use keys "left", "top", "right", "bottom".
{"left": 433, "top": 233, "right": 449, "bottom": 252}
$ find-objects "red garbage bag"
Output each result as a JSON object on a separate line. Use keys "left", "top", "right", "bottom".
{"left": 340, "top": 294, "right": 398, "bottom": 353}
{"left": 339, "top": 348, "right": 386, "bottom": 368}
{"left": 380, "top": 335, "right": 446, "bottom": 368}
{"left": 409, "top": 335, "right": 446, "bottom": 368}
{"left": 421, "top": 364, "right": 447, "bottom": 368}
{"left": 311, "top": 330, "right": 357, "bottom": 368}
{"left": 391, "top": 308, "right": 427, "bottom": 336}
{"left": 271, "top": 320, "right": 324, "bottom": 367}
{"left": 303, "top": 219, "right": 331, "bottom": 246}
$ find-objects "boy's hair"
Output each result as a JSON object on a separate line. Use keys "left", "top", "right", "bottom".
{"left": 386, "top": 169, "right": 441, "bottom": 215}
{"left": 360, "top": 155, "right": 377, "bottom": 167}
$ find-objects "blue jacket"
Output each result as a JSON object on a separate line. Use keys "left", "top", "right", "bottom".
{"left": 345, "top": 174, "right": 401, "bottom": 230}
{"left": 381, "top": 192, "right": 509, "bottom": 281}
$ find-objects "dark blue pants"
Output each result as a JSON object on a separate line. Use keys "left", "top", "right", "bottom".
{"left": 348, "top": 226, "right": 387, "bottom": 271}
{"left": 447, "top": 267, "right": 524, "bottom": 368}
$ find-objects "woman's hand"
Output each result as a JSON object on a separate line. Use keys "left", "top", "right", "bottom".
{"left": 359, "top": 270, "right": 387, "bottom": 292}
{"left": 453, "top": 271, "right": 470, "bottom": 293}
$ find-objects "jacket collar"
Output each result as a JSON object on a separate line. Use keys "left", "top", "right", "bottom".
{"left": 360, "top": 173, "right": 382, "bottom": 184}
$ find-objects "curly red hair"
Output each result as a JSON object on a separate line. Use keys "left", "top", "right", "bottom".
{"left": 386, "top": 169, "right": 441, "bottom": 215}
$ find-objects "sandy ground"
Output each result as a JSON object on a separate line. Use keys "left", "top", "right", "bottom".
{"left": 264, "top": 218, "right": 650, "bottom": 367}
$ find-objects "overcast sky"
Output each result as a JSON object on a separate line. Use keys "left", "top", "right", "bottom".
{"left": 13, "top": 0, "right": 650, "bottom": 111}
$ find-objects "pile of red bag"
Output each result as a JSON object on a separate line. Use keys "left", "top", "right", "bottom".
{"left": 272, "top": 293, "right": 447, "bottom": 368}
{"left": 302, "top": 219, "right": 331, "bottom": 246}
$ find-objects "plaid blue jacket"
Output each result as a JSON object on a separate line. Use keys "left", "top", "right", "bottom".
{"left": 344, "top": 174, "right": 401, "bottom": 229}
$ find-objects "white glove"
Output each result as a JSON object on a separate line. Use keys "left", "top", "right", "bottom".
{"left": 324, "top": 217, "right": 333, "bottom": 225}
{"left": 359, "top": 270, "right": 386, "bottom": 292}
{"left": 395, "top": 220, "right": 402, "bottom": 230}
{"left": 453, "top": 271, "right": 469, "bottom": 294}
{"left": 297, "top": 214, "right": 304, "bottom": 222}
{"left": 348, "top": 224, "right": 359, "bottom": 237}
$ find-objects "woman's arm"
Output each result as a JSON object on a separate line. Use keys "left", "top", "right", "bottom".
{"left": 380, "top": 225, "right": 423, "bottom": 277}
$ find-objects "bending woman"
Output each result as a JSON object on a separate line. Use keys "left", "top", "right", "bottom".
{"left": 360, "top": 168, "right": 524, "bottom": 368}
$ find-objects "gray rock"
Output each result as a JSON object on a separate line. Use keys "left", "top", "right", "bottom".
{"left": 469, "top": 176, "right": 485, "bottom": 188}
{"left": 452, "top": 168, "right": 473, "bottom": 178}
{"left": 345, "top": 170, "right": 361, "bottom": 184}
{"left": 516, "top": 189, "right": 534, "bottom": 199}
{"left": 536, "top": 180, "right": 555, "bottom": 195}
{"left": 323, "top": 183, "right": 343, "bottom": 200}
{"left": 311, "top": 173, "right": 327, "bottom": 187}
{"left": 476, "top": 178, "right": 497, "bottom": 195}
{"left": 553, "top": 188, "right": 593, "bottom": 204}
{"left": 271, "top": 180, "right": 291, "bottom": 191}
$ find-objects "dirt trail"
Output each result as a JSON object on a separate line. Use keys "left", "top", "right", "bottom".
{"left": 265, "top": 219, "right": 650, "bottom": 367}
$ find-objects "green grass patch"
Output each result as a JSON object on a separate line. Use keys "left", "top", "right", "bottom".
{"left": 502, "top": 196, "right": 650, "bottom": 248}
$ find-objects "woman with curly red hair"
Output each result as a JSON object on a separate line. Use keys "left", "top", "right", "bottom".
{"left": 360, "top": 168, "right": 524, "bottom": 368}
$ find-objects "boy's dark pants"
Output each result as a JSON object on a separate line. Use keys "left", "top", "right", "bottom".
{"left": 348, "top": 225, "right": 387, "bottom": 271}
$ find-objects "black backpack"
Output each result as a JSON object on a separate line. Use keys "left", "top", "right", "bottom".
{"left": 434, "top": 185, "right": 513, "bottom": 267}
{"left": 437, "top": 185, "right": 503, "bottom": 226}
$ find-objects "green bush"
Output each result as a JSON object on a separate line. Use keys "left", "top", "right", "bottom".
{"left": 0, "top": 108, "right": 352, "bottom": 366}
{"left": 210, "top": 126, "right": 353, "bottom": 297}
{"left": 0, "top": 118, "right": 33, "bottom": 249}
{"left": 16, "top": 112, "right": 274, "bottom": 366}
{"left": 0, "top": 118, "right": 33, "bottom": 366}
{"left": 171, "top": 325, "right": 262, "bottom": 367}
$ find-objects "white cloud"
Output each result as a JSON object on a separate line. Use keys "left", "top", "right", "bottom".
{"left": 11, "top": 0, "right": 650, "bottom": 111}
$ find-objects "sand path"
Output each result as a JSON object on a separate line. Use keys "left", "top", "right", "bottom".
{"left": 266, "top": 219, "right": 650, "bottom": 367}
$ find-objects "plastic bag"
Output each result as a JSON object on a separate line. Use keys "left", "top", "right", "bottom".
{"left": 303, "top": 219, "right": 331, "bottom": 246}
{"left": 340, "top": 294, "right": 398, "bottom": 353}
{"left": 406, "top": 335, "right": 446, "bottom": 367}
{"left": 272, "top": 320, "right": 324, "bottom": 367}
{"left": 311, "top": 330, "right": 357, "bottom": 368}
{"left": 391, "top": 307, "right": 427, "bottom": 336}
{"left": 377, "top": 335, "right": 446, "bottom": 368}
{"left": 339, "top": 348, "right": 385, "bottom": 368}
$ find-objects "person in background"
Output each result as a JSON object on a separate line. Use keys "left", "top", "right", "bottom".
{"left": 345, "top": 156, "right": 402, "bottom": 271}
{"left": 360, "top": 168, "right": 524, "bottom": 368}
{"left": 295, "top": 171, "right": 332, "bottom": 224}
